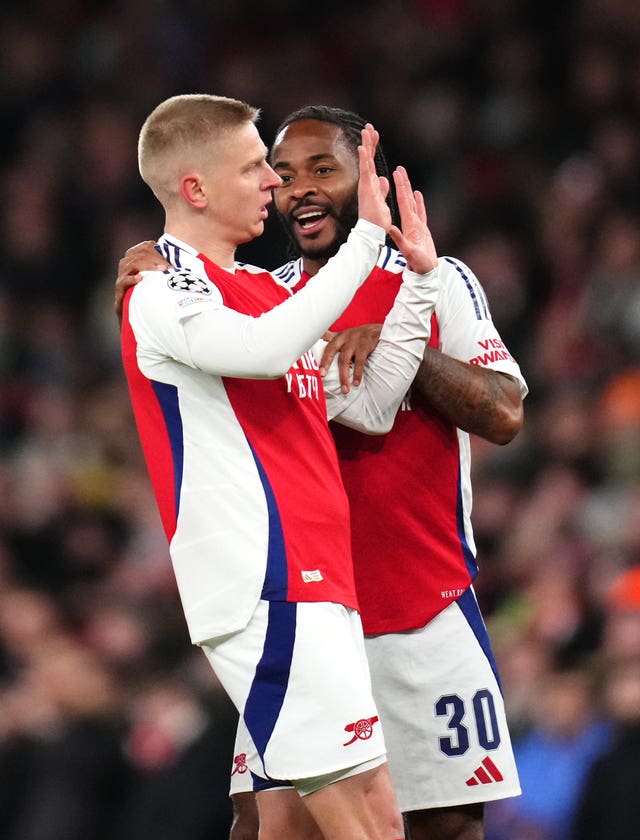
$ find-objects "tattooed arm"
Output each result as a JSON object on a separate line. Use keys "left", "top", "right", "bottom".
{"left": 414, "top": 347, "right": 523, "bottom": 444}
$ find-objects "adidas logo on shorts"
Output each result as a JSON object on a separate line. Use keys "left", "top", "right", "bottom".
{"left": 465, "top": 756, "right": 504, "bottom": 786}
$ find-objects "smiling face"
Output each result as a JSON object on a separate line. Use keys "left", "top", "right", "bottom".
{"left": 271, "top": 119, "right": 360, "bottom": 273}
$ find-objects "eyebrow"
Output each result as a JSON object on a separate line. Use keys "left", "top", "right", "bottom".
{"left": 273, "top": 152, "right": 338, "bottom": 170}
{"left": 245, "top": 147, "right": 269, "bottom": 168}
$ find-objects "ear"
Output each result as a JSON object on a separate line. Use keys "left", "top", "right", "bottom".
{"left": 180, "top": 173, "right": 207, "bottom": 208}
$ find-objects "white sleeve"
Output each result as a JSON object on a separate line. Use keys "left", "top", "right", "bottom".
{"left": 436, "top": 257, "right": 528, "bottom": 396}
{"left": 322, "top": 264, "right": 441, "bottom": 432}
{"left": 131, "top": 220, "right": 384, "bottom": 379}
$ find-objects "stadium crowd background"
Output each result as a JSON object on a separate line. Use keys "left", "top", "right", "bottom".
{"left": 1, "top": 0, "right": 640, "bottom": 837}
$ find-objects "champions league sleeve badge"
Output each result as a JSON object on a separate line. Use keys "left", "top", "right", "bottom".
{"left": 167, "top": 271, "right": 211, "bottom": 295}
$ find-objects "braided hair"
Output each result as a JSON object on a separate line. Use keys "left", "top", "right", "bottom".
{"left": 272, "top": 105, "right": 399, "bottom": 229}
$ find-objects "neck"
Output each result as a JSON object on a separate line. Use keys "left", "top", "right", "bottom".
{"left": 302, "top": 255, "right": 330, "bottom": 278}
{"left": 165, "top": 214, "right": 236, "bottom": 269}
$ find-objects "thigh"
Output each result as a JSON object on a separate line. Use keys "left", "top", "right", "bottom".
{"left": 301, "top": 764, "right": 403, "bottom": 840}
{"left": 256, "top": 769, "right": 404, "bottom": 840}
{"left": 365, "top": 589, "right": 521, "bottom": 813}
{"left": 406, "top": 802, "right": 484, "bottom": 840}
{"left": 256, "top": 788, "right": 323, "bottom": 840}
{"left": 230, "top": 791, "right": 260, "bottom": 840}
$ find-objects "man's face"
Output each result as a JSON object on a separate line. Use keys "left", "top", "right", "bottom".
{"left": 203, "top": 122, "right": 282, "bottom": 247}
{"left": 270, "top": 120, "right": 359, "bottom": 263}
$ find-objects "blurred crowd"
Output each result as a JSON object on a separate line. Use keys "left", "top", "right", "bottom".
{"left": 1, "top": 0, "right": 640, "bottom": 838}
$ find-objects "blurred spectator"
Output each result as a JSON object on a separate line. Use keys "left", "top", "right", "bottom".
{"left": 485, "top": 665, "right": 612, "bottom": 840}
{"left": 0, "top": 636, "right": 129, "bottom": 840}
{"left": 570, "top": 566, "right": 640, "bottom": 839}
{"left": 118, "top": 673, "right": 237, "bottom": 840}
{"left": 570, "top": 659, "right": 640, "bottom": 840}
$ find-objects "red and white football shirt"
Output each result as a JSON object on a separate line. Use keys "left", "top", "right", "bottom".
{"left": 121, "top": 225, "right": 440, "bottom": 643}
{"left": 275, "top": 248, "right": 528, "bottom": 634}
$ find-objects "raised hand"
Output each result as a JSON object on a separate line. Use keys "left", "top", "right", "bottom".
{"left": 388, "top": 167, "right": 438, "bottom": 275}
{"left": 356, "top": 124, "right": 391, "bottom": 233}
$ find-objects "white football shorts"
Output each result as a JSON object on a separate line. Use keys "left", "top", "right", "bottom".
{"left": 202, "top": 599, "right": 386, "bottom": 788}
{"left": 365, "top": 587, "right": 521, "bottom": 813}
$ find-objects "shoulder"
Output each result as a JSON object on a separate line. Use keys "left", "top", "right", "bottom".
{"left": 131, "top": 268, "right": 222, "bottom": 320}
{"left": 272, "top": 258, "right": 304, "bottom": 289}
{"left": 164, "top": 268, "right": 215, "bottom": 297}
{"left": 133, "top": 267, "right": 213, "bottom": 299}
{"left": 437, "top": 256, "right": 492, "bottom": 321}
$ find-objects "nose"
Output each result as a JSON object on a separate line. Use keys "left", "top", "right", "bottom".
{"left": 264, "top": 162, "right": 282, "bottom": 190}
{"left": 289, "top": 174, "right": 317, "bottom": 199}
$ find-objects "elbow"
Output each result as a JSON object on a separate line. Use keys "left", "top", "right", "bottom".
{"left": 258, "top": 351, "right": 298, "bottom": 379}
{"left": 340, "top": 412, "right": 394, "bottom": 436}
{"left": 362, "top": 408, "right": 396, "bottom": 435}
{"left": 262, "top": 365, "right": 290, "bottom": 379}
{"left": 366, "top": 418, "right": 394, "bottom": 435}
{"left": 490, "top": 401, "right": 524, "bottom": 445}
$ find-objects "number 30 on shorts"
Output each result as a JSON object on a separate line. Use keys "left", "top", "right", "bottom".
{"left": 435, "top": 689, "right": 501, "bottom": 756}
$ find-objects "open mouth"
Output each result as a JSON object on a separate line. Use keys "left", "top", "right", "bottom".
{"left": 294, "top": 209, "right": 329, "bottom": 233}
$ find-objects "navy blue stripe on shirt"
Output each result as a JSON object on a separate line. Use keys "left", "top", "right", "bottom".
{"left": 160, "top": 241, "right": 184, "bottom": 270}
{"left": 245, "top": 441, "right": 289, "bottom": 601}
{"left": 444, "top": 257, "right": 490, "bottom": 320}
{"left": 379, "top": 245, "right": 392, "bottom": 270}
{"left": 151, "top": 380, "right": 184, "bottom": 518}
{"left": 456, "top": 471, "right": 479, "bottom": 586}
{"left": 273, "top": 259, "right": 302, "bottom": 287}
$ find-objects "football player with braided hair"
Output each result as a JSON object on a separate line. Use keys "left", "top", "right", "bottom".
{"left": 249, "top": 103, "right": 525, "bottom": 840}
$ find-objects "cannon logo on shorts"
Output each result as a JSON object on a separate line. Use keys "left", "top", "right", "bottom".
{"left": 343, "top": 715, "right": 379, "bottom": 746}
{"left": 231, "top": 752, "right": 248, "bottom": 776}
{"left": 167, "top": 271, "right": 211, "bottom": 295}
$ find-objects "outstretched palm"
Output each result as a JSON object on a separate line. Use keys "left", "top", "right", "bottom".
{"left": 389, "top": 166, "right": 438, "bottom": 275}
{"left": 356, "top": 124, "right": 392, "bottom": 233}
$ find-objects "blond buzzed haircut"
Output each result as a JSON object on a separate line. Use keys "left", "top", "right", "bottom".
{"left": 138, "top": 94, "right": 260, "bottom": 205}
